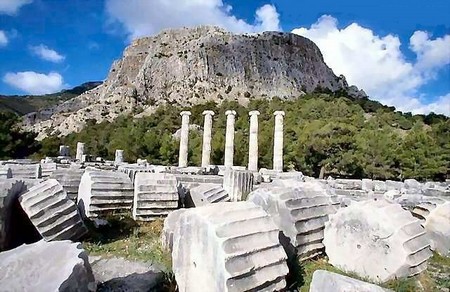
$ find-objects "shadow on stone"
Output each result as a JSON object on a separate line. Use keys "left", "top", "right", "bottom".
{"left": 279, "top": 231, "right": 305, "bottom": 290}
{"left": 97, "top": 271, "right": 164, "bottom": 292}
{"left": 7, "top": 199, "right": 42, "bottom": 250}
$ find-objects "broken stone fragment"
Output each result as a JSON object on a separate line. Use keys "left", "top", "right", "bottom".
{"left": 310, "top": 270, "right": 392, "bottom": 292}
{"left": 422, "top": 201, "right": 450, "bottom": 257}
{"left": 186, "top": 183, "right": 230, "bottom": 207}
{"left": 77, "top": 170, "right": 134, "bottom": 218}
{"left": 133, "top": 172, "right": 179, "bottom": 221}
{"left": 0, "top": 240, "right": 96, "bottom": 291}
{"left": 323, "top": 199, "right": 432, "bottom": 282}
{"left": 18, "top": 179, "right": 87, "bottom": 241}
{"left": 172, "top": 201, "right": 289, "bottom": 291}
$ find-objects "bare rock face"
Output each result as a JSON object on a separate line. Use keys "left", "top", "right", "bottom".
{"left": 78, "top": 170, "right": 134, "bottom": 218}
{"left": 0, "top": 240, "right": 96, "bottom": 291}
{"left": 18, "top": 179, "right": 87, "bottom": 241}
{"left": 324, "top": 200, "right": 432, "bottom": 282}
{"left": 310, "top": 270, "right": 392, "bottom": 292}
{"left": 27, "top": 26, "right": 363, "bottom": 139}
{"left": 172, "top": 201, "right": 289, "bottom": 291}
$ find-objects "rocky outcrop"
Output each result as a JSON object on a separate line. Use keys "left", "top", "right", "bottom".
{"left": 26, "top": 26, "right": 364, "bottom": 139}
{"left": 172, "top": 202, "right": 289, "bottom": 291}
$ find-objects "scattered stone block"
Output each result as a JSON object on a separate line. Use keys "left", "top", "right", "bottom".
{"left": 373, "top": 180, "right": 387, "bottom": 193}
{"left": 422, "top": 202, "right": 450, "bottom": 256}
{"left": 90, "top": 257, "right": 162, "bottom": 292}
{"left": 324, "top": 199, "right": 432, "bottom": 282}
{"left": 0, "top": 167, "right": 12, "bottom": 179}
{"left": 248, "top": 183, "right": 338, "bottom": 260}
{"left": 0, "top": 179, "right": 27, "bottom": 250}
{"left": 172, "top": 202, "right": 289, "bottom": 291}
{"left": 133, "top": 173, "right": 179, "bottom": 221}
{"left": 385, "top": 180, "right": 403, "bottom": 191}
{"left": 362, "top": 179, "right": 374, "bottom": 191}
{"left": 329, "top": 179, "right": 362, "bottom": 190}
{"left": 50, "top": 168, "right": 85, "bottom": 201}
{"left": 161, "top": 209, "right": 187, "bottom": 252}
{"left": 19, "top": 179, "right": 87, "bottom": 241}
{"left": 6, "top": 163, "right": 41, "bottom": 179}
{"left": 175, "top": 174, "right": 223, "bottom": 191}
{"left": 186, "top": 183, "right": 230, "bottom": 207}
{"left": 310, "top": 270, "right": 392, "bottom": 292}
{"left": 223, "top": 169, "right": 253, "bottom": 201}
{"left": 118, "top": 164, "right": 154, "bottom": 183}
{"left": 78, "top": 170, "right": 134, "bottom": 218}
{"left": 0, "top": 240, "right": 96, "bottom": 291}
{"left": 40, "top": 162, "right": 57, "bottom": 178}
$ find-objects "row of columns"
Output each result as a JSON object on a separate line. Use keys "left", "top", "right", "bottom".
{"left": 178, "top": 110, "right": 285, "bottom": 172}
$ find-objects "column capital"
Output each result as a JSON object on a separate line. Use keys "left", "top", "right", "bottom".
{"left": 180, "top": 111, "right": 191, "bottom": 116}
{"left": 273, "top": 110, "right": 285, "bottom": 116}
{"left": 249, "top": 110, "right": 260, "bottom": 116}
{"left": 202, "top": 110, "right": 215, "bottom": 116}
{"left": 225, "top": 110, "right": 237, "bottom": 116}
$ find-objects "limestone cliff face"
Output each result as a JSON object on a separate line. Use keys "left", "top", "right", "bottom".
{"left": 28, "top": 26, "right": 364, "bottom": 139}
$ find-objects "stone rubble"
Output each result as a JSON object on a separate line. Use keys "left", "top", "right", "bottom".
{"left": 18, "top": 179, "right": 88, "bottom": 241}
{"left": 172, "top": 201, "right": 289, "bottom": 291}
{"left": 309, "top": 270, "right": 392, "bottom": 292}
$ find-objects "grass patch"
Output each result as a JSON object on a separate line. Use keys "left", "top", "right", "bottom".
{"left": 82, "top": 215, "right": 172, "bottom": 271}
{"left": 297, "top": 254, "right": 449, "bottom": 292}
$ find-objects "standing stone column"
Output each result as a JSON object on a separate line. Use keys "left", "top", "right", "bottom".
{"left": 59, "top": 145, "right": 70, "bottom": 157}
{"left": 178, "top": 111, "right": 191, "bottom": 168}
{"left": 115, "top": 150, "right": 124, "bottom": 165}
{"left": 76, "top": 142, "right": 85, "bottom": 161}
{"left": 224, "top": 110, "right": 237, "bottom": 168}
{"left": 248, "top": 111, "right": 260, "bottom": 172}
{"left": 201, "top": 110, "right": 215, "bottom": 167}
{"left": 273, "top": 111, "right": 285, "bottom": 172}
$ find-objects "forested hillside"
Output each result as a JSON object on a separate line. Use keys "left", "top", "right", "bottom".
{"left": 34, "top": 92, "right": 449, "bottom": 181}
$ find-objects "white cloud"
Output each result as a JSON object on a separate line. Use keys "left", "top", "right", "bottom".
{"left": 0, "top": 31, "right": 8, "bottom": 46}
{"left": 105, "top": 0, "right": 281, "bottom": 39}
{"left": 30, "top": 44, "right": 65, "bottom": 63}
{"left": 292, "top": 15, "right": 450, "bottom": 115}
{"left": 3, "top": 71, "right": 64, "bottom": 95}
{"left": 0, "top": 0, "right": 32, "bottom": 15}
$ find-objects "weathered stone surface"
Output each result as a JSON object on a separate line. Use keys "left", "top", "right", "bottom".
{"left": 133, "top": 172, "right": 179, "bottom": 221}
{"left": 117, "top": 164, "right": 154, "bottom": 183}
{"left": 422, "top": 202, "right": 450, "bottom": 256}
{"left": 373, "top": 180, "right": 387, "bottom": 193}
{"left": 0, "top": 240, "right": 95, "bottom": 291}
{"left": 50, "top": 168, "right": 85, "bottom": 201}
{"left": 186, "top": 183, "right": 230, "bottom": 207}
{"left": 324, "top": 200, "right": 432, "bottom": 282}
{"left": 0, "top": 179, "right": 27, "bottom": 250}
{"left": 362, "top": 179, "right": 374, "bottom": 191}
{"left": 0, "top": 167, "right": 12, "bottom": 179}
{"left": 28, "top": 26, "right": 362, "bottom": 139}
{"left": 19, "top": 179, "right": 87, "bottom": 241}
{"left": 6, "top": 163, "right": 41, "bottom": 179}
{"left": 90, "top": 256, "right": 162, "bottom": 292}
{"left": 172, "top": 202, "right": 289, "bottom": 291}
{"left": 386, "top": 180, "right": 403, "bottom": 191}
{"left": 40, "top": 162, "right": 57, "bottom": 178}
{"left": 175, "top": 174, "right": 223, "bottom": 191}
{"left": 310, "top": 270, "right": 391, "bottom": 292}
{"left": 223, "top": 169, "right": 253, "bottom": 201}
{"left": 161, "top": 209, "right": 187, "bottom": 252}
{"left": 78, "top": 170, "right": 134, "bottom": 218}
{"left": 328, "top": 179, "right": 362, "bottom": 190}
{"left": 248, "top": 183, "right": 338, "bottom": 260}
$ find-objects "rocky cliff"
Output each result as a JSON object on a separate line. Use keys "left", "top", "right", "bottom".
{"left": 27, "top": 26, "right": 365, "bottom": 139}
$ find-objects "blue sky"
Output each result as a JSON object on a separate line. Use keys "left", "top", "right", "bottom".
{"left": 0, "top": 0, "right": 449, "bottom": 115}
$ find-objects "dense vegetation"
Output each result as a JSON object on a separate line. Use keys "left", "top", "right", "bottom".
{"left": 0, "top": 82, "right": 102, "bottom": 115}
{"left": 0, "top": 112, "right": 40, "bottom": 159}
{"left": 33, "top": 92, "right": 449, "bottom": 181}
